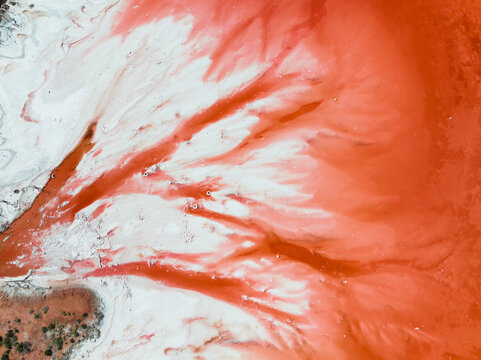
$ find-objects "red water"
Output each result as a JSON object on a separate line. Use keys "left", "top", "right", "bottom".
{"left": 3, "top": 0, "right": 481, "bottom": 358}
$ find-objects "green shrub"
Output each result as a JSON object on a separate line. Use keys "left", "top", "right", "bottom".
{"left": 54, "top": 337, "right": 63, "bottom": 350}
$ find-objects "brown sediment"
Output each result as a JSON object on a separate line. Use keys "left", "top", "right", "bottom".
{"left": 0, "top": 284, "right": 103, "bottom": 360}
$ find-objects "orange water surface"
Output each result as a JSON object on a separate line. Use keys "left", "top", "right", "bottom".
{"left": 2, "top": 0, "right": 481, "bottom": 358}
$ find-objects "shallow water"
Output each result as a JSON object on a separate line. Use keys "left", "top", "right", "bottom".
{"left": 0, "top": 0, "right": 481, "bottom": 358}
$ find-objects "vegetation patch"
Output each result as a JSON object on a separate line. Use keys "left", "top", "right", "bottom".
{"left": 0, "top": 283, "right": 103, "bottom": 360}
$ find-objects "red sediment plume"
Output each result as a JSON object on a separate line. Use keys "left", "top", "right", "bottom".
{"left": 20, "top": 92, "right": 39, "bottom": 124}
{"left": 89, "top": 202, "right": 112, "bottom": 220}
{"left": 163, "top": 180, "right": 218, "bottom": 201}
{"left": 63, "top": 65, "right": 286, "bottom": 217}
{"left": 62, "top": 259, "right": 98, "bottom": 274}
{"left": 1, "top": 0, "right": 481, "bottom": 358}
{"left": 92, "top": 148, "right": 102, "bottom": 158}
{"left": 188, "top": 205, "right": 360, "bottom": 278}
{"left": 87, "top": 261, "right": 294, "bottom": 322}
{"left": 0, "top": 120, "right": 98, "bottom": 277}
{"left": 203, "top": 100, "right": 324, "bottom": 166}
